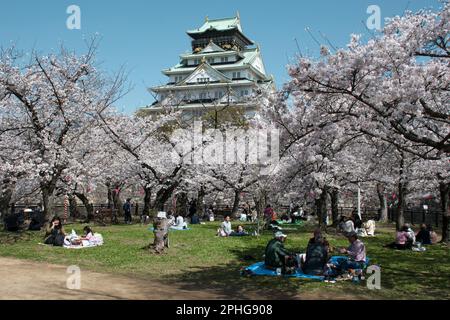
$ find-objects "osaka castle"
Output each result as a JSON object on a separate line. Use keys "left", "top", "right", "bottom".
{"left": 140, "top": 13, "right": 274, "bottom": 120}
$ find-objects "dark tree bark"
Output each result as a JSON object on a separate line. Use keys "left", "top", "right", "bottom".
{"left": 153, "top": 181, "right": 179, "bottom": 212}
{"left": 41, "top": 186, "right": 56, "bottom": 221}
{"left": 142, "top": 187, "right": 152, "bottom": 217}
{"left": 396, "top": 153, "right": 406, "bottom": 231}
{"left": 439, "top": 181, "right": 449, "bottom": 244}
{"left": 231, "top": 189, "right": 241, "bottom": 218}
{"left": 330, "top": 188, "right": 339, "bottom": 227}
{"left": 75, "top": 192, "right": 93, "bottom": 221}
{"left": 377, "top": 183, "right": 388, "bottom": 223}
{"left": 176, "top": 192, "right": 188, "bottom": 216}
{"left": 316, "top": 187, "right": 328, "bottom": 229}
{"left": 0, "top": 178, "right": 14, "bottom": 218}
{"left": 68, "top": 194, "right": 79, "bottom": 219}
{"left": 396, "top": 182, "right": 406, "bottom": 231}
{"left": 197, "top": 185, "right": 206, "bottom": 217}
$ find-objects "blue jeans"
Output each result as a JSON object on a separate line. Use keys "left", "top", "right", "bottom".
{"left": 342, "top": 259, "right": 365, "bottom": 270}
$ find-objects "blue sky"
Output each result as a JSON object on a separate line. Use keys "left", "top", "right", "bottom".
{"left": 0, "top": 0, "right": 442, "bottom": 114}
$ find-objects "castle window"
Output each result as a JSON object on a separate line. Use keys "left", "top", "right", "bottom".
{"left": 232, "top": 71, "right": 241, "bottom": 79}
{"left": 220, "top": 57, "right": 229, "bottom": 63}
{"left": 240, "top": 90, "right": 249, "bottom": 97}
{"left": 197, "top": 77, "right": 210, "bottom": 83}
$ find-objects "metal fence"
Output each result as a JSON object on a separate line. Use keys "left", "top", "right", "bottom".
{"left": 388, "top": 207, "right": 443, "bottom": 227}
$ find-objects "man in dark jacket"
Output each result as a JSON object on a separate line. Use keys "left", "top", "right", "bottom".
{"left": 264, "top": 231, "right": 294, "bottom": 273}
{"left": 302, "top": 229, "right": 329, "bottom": 275}
{"left": 123, "top": 199, "right": 132, "bottom": 224}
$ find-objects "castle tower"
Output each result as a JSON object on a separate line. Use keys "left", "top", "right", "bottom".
{"left": 141, "top": 14, "right": 274, "bottom": 120}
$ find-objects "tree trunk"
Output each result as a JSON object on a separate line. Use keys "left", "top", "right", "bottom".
{"left": 377, "top": 183, "right": 388, "bottom": 223}
{"left": 142, "top": 187, "right": 152, "bottom": 217}
{"left": 41, "top": 186, "right": 56, "bottom": 221}
{"left": 0, "top": 178, "right": 14, "bottom": 218}
{"left": 396, "top": 153, "right": 406, "bottom": 231}
{"left": 176, "top": 192, "right": 188, "bottom": 216}
{"left": 68, "top": 194, "right": 79, "bottom": 219}
{"left": 197, "top": 185, "right": 206, "bottom": 217}
{"left": 316, "top": 187, "right": 328, "bottom": 229}
{"left": 396, "top": 182, "right": 406, "bottom": 231}
{"left": 231, "top": 190, "right": 241, "bottom": 218}
{"left": 439, "top": 182, "right": 449, "bottom": 244}
{"left": 107, "top": 183, "right": 124, "bottom": 217}
{"left": 154, "top": 181, "right": 179, "bottom": 212}
{"left": 150, "top": 218, "right": 169, "bottom": 254}
{"left": 253, "top": 188, "right": 267, "bottom": 235}
{"left": 107, "top": 186, "right": 113, "bottom": 209}
{"left": 75, "top": 192, "right": 93, "bottom": 221}
{"left": 330, "top": 188, "right": 339, "bottom": 227}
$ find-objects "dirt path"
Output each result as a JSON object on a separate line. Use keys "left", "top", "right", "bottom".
{"left": 0, "top": 257, "right": 361, "bottom": 300}
{"left": 0, "top": 257, "right": 237, "bottom": 300}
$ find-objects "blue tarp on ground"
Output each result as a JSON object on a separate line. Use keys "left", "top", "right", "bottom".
{"left": 243, "top": 262, "right": 325, "bottom": 281}
{"left": 243, "top": 256, "right": 370, "bottom": 280}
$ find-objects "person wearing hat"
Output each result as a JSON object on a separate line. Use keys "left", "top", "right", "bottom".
{"left": 264, "top": 231, "right": 294, "bottom": 273}
{"left": 339, "top": 231, "right": 367, "bottom": 270}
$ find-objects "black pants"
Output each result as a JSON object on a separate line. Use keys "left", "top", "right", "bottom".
{"left": 124, "top": 212, "right": 132, "bottom": 223}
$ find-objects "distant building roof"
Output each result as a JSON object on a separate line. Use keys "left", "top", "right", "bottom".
{"left": 164, "top": 48, "right": 260, "bottom": 73}
{"left": 187, "top": 16, "right": 242, "bottom": 35}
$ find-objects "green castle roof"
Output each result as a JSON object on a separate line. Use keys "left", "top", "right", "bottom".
{"left": 187, "top": 16, "right": 242, "bottom": 35}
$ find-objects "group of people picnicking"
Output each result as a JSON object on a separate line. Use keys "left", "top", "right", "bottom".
{"left": 216, "top": 215, "right": 250, "bottom": 237}
{"left": 42, "top": 216, "right": 102, "bottom": 248}
{"left": 3, "top": 199, "right": 440, "bottom": 277}
{"left": 263, "top": 229, "right": 367, "bottom": 279}
{"left": 385, "top": 223, "right": 438, "bottom": 251}
{"left": 337, "top": 214, "right": 376, "bottom": 237}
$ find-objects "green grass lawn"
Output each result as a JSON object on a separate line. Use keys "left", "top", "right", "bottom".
{"left": 0, "top": 221, "right": 449, "bottom": 300}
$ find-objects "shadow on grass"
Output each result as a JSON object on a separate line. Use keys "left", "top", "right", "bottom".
{"left": 0, "top": 230, "right": 35, "bottom": 244}
{"left": 160, "top": 241, "right": 323, "bottom": 300}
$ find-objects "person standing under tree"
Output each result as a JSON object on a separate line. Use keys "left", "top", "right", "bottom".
{"left": 123, "top": 198, "right": 132, "bottom": 224}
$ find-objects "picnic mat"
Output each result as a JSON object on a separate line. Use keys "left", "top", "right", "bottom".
{"left": 242, "top": 256, "right": 371, "bottom": 280}
{"left": 275, "top": 220, "right": 304, "bottom": 226}
{"left": 63, "top": 243, "right": 103, "bottom": 249}
{"left": 242, "top": 262, "right": 325, "bottom": 281}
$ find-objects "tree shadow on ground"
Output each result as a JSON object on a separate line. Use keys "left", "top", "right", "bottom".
{"left": 160, "top": 242, "right": 325, "bottom": 300}
{"left": 0, "top": 230, "right": 35, "bottom": 244}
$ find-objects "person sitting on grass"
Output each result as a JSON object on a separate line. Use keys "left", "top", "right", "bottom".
{"left": 416, "top": 224, "right": 431, "bottom": 245}
{"left": 339, "top": 231, "right": 367, "bottom": 270}
{"left": 338, "top": 216, "right": 355, "bottom": 235}
{"left": 68, "top": 226, "right": 99, "bottom": 246}
{"left": 428, "top": 225, "right": 439, "bottom": 244}
{"left": 44, "top": 216, "right": 66, "bottom": 247}
{"left": 385, "top": 225, "right": 415, "bottom": 250}
{"left": 170, "top": 214, "right": 188, "bottom": 230}
{"left": 230, "top": 225, "right": 249, "bottom": 237}
{"left": 264, "top": 205, "right": 277, "bottom": 228}
{"left": 302, "top": 229, "right": 330, "bottom": 276}
{"left": 264, "top": 231, "right": 296, "bottom": 274}
{"left": 217, "top": 216, "right": 232, "bottom": 237}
